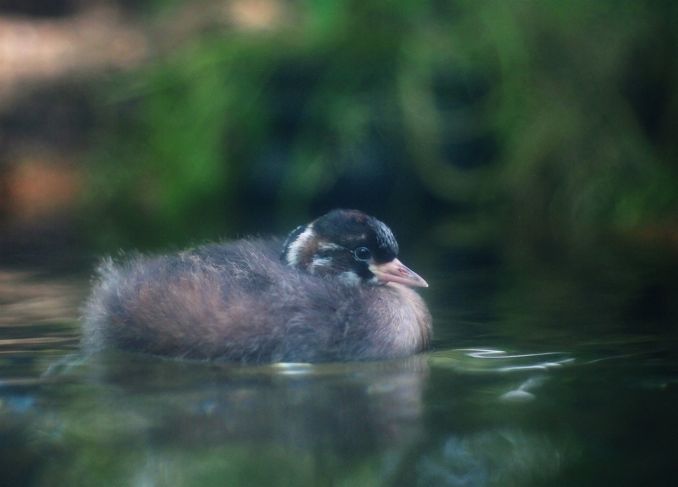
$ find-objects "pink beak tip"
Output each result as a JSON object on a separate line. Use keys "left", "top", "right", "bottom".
{"left": 370, "top": 259, "right": 430, "bottom": 289}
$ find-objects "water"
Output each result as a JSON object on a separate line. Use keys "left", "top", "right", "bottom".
{"left": 1, "top": 255, "right": 677, "bottom": 486}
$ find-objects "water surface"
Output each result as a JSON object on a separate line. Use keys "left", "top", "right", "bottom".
{"left": 1, "top": 258, "right": 676, "bottom": 486}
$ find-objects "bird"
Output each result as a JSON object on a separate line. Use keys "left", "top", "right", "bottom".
{"left": 82, "top": 209, "right": 432, "bottom": 363}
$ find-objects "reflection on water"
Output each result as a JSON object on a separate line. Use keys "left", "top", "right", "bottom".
{"left": 0, "top": 270, "right": 83, "bottom": 326}
{"left": 6, "top": 352, "right": 430, "bottom": 486}
{"left": 1, "top": 265, "right": 677, "bottom": 486}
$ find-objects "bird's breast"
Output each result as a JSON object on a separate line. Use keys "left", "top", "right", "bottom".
{"left": 362, "top": 284, "right": 432, "bottom": 358}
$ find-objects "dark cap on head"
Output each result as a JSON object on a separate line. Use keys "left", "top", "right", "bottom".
{"left": 312, "top": 209, "right": 399, "bottom": 263}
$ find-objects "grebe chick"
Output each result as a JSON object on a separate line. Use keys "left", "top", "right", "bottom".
{"left": 82, "top": 209, "right": 431, "bottom": 363}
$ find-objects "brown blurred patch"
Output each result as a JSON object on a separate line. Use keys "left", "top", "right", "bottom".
{"left": 0, "top": 5, "right": 148, "bottom": 108}
{"left": 628, "top": 222, "right": 678, "bottom": 253}
{"left": 227, "top": 0, "right": 285, "bottom": 31}
{"left": 2, "top": 152, "right": 82, "bottom": 224}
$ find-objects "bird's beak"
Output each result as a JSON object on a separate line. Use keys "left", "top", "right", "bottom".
{"left": 369, "top": 258, "right": 429, "bottom": 288}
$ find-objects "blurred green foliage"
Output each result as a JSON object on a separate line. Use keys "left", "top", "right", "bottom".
{"left": 85, "top": 0, "right": 678, "bottom": 253}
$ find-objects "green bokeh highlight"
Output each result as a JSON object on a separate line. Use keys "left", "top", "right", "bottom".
{"left": 84, "top": 0, "right": 678, "bottom": 254}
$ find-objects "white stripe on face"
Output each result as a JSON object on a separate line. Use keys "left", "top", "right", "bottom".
{"left": 285, "top": 224, "right": 316, "bottom": 266}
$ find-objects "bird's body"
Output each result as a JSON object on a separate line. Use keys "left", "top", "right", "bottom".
{"left": 82, "top": 210, "right": 432, "bottom": 363}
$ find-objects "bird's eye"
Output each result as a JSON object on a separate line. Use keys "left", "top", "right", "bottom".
{"left": 353, "top": 246, "right": 372, "bottom": 261}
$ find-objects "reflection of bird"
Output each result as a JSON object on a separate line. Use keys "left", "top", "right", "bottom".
{"left": 83, "top": 209, "right": 431, "bottom": 363}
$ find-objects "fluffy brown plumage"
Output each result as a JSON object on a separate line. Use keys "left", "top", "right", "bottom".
{"left": 82, "top": 209, "right": 432, "bottom": 363}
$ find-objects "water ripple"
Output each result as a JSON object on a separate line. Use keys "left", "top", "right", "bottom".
{"left": 429, "top": 347, "right": 575, "bottom": 373}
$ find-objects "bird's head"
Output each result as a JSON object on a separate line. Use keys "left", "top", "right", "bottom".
{"left": 281, "top": 209, "right": 428, "bottom": 288}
